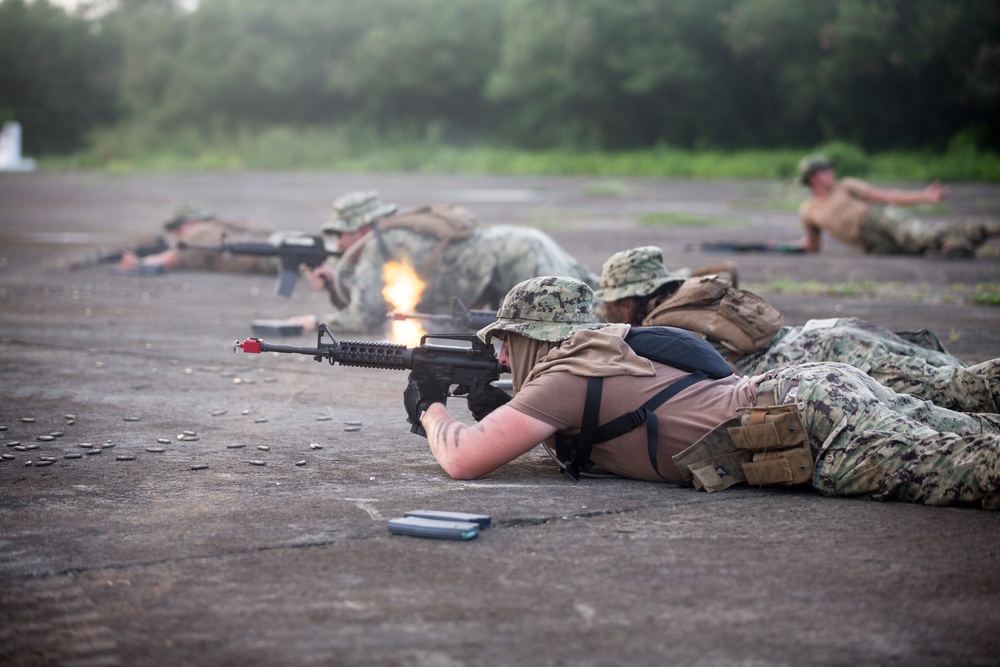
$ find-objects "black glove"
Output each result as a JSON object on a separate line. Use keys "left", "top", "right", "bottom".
{"left": 403, "top": 369, "right": 446, "bottom": 436}
{"left": 466, "top": 385, "right": 512, "bottom": 422}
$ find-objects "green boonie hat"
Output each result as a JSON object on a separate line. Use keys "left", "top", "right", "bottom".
{"left": 477, "top": 276, "right": 610, "bottom": 344}
{"left": 322, "top": 191, "right": 398, "bottom": 234}
{"left": 797, "top": 153, "right": 832, "bottom": 185}
{"left": 593, "top": 246, "right": 685, "bottom": 302}
{"left": 163, "top": 203, "right": 214, "bottom": 232}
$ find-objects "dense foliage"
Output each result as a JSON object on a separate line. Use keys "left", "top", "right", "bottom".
{"left": 2, "top": 0, "right": 998, "bottom": 158}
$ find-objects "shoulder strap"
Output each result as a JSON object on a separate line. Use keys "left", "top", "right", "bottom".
{"left": 558, "top": 377, "right": 603, "bottom": 481}
{"left": 561, "top": 371, "right": 705, "bottom": 484}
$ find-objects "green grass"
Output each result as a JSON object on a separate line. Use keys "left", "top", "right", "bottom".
{"left": 40, "top": 123, "right": 1000, "bottom": 182}
{"left": 639, "top": 212, "right": 749, "bottom": 227}
{"left": 753, "top": 279, "right": 885, "bottom": 298}
{"left": 584, "top": 180, "right": 635, "bottom": 197}
{"left": 751, "top": 280, "right": 1000, "bottom": 306}
{"left": 955, "top": 283, "right": 1000, "bottom": 306}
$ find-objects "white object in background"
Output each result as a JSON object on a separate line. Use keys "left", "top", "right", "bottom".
{"left": 0, "top": 122, "right": 37, "bottom": 172}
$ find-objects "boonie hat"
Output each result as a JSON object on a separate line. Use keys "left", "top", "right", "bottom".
{"left": 797, "top": 153, "right": 832, "bottom": 185}
{"left": 593, "top": 246, "right": 685, "bottom": 302}
{"left": 322, "top": 191, "right": 398, "bottom": 234}
{"left": 163, "top": 203, "right": 214, "bottom": 232}
{"left": 477, "top": 276, "right": 609, "bottom": 344}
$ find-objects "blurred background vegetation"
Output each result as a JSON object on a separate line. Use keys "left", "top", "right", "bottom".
{"left": 2, "top": 0, "right": 999, "bottom": 179}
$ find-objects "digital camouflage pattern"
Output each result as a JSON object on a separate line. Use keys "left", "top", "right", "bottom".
{"left": 322, "top": 191, "right": 399, "bottom": 235}
{"left": 728, "top": 317, "right": 999, "bottom": 413}
{"left": 321, "top": 226, "right": 599, "bottom": 334}
{"left": 861, "top": 205, "right": 990, "bottom": 255}
{"left": 478, "top": 275, "right": 608, "bottom": 344}
{"left": 483, "top": 226, "right": 599, "bottom": 302}
{"left": 754, "top": 362, "right": 1000, "bottom": 509}
{"left": 593, "top": 246, "right": 685, "bottom": 302}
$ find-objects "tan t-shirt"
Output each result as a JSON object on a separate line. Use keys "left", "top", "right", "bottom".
{"left": 798, "top": 177, "right": 873, "bottom": 250}
{"left": 174, "top": 220, "right": 276, "bottom": 272}
{"left": 508, "top": 363, "right": 759, "bottom": 482}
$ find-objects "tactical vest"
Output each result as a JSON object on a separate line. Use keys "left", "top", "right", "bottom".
{"left": 643, "top": 276, "right": 784, "bottom": 355}
{"left": 555, "top": 326, "right": 734, "bottom": 482}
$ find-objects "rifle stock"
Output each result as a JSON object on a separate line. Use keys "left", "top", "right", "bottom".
{"left": 235, "top": 324, "right": 508, "bottom": 435}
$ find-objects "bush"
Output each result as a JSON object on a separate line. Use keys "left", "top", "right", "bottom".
{"left": 815, "top": 142, "right": 871, "bottom": 178}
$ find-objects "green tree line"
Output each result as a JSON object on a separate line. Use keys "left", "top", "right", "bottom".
{"left": 2, "top": 0, "right": 998, "bottom": 157}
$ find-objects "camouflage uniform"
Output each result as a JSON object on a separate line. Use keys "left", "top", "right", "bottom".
{"left": 729, "top": 319, "right": 999, "bottom": 414}
{"left": 479, "top": 276, "right": 1000, "bottom": 509}
{"left": 754, "top": 362, "right": 1000, "bottom": 508}
{"left": 596, "top": 247, "right": 999, "bottom": 413}
{"left": 796, "top": 154, "right": 996, "bottom": 255}
{"left": 861, "top": 204, "right": 990, "bottom": 255}
{"left": 321, "top": 192, "right": 598, "bottom": 334}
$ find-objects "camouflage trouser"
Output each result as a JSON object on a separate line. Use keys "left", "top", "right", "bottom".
{"left": 862, "top": 206, "right": 987, "bottom": 255}
{"left": 480, "top": 226, "right": 601, "bottom": 306}
{"left": 733, "top": 318, "right": 998, "bottom": 413}
{"left": 755, "top": 363, "right": 1000, "bottom": 509}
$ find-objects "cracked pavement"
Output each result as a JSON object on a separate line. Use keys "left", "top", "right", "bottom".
{"left": 1, "top": 172, "right": 999, "bottom": 666}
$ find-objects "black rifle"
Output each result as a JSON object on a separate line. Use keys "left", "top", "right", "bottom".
{"left": 389, "top": 297, "right": 498, "bottom": 333}
{"left": 68, "top": 236, "right": 171, "bottom": 271}
{"left": 234, "top": 324, "right": 508, "bottom": 435}
{"left": 179, "top": 234, "right": 342, "bottom": 298}
{"left": 685, "top": 241, "right": 805, "bottom": 254}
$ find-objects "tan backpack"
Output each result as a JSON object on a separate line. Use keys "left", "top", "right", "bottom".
{"left": 642, "top": 275, "right": 783, "bottom": 355}
{"left": 372, "top": 204, "right": 481, "bottom": 269}
{"left": 377, "top": 204, "right": 480, "bottom": 242}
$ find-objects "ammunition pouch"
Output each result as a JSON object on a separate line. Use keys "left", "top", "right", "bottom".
{"left": 672, "top": 403, "right": 813, "bottom": 492}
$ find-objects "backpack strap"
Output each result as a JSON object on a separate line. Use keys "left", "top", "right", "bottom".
{"left": 558, "top": 376, "right": 603, "bottom": 481}
{"left": 559, "top": 371, "right": 706, "bottom": 484}
{"left": 632, "top": 371, "right": 705, "bottom": 485}
{"left": 369, "top": 221, "right": 393, "bottom": 260}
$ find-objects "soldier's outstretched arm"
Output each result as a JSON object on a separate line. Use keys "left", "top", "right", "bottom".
{"left": 418, "top": 403, "right": 555, "bottom": 480}
{"left": 852, "top": 180, "right": 950, "bottom": 206}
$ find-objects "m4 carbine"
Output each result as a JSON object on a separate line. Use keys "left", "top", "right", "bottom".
{"left": 180, "top": 233, "right": 342, "bottom": 298}
{"left": 234, "top": 324, "right": 508, "bottom": 435}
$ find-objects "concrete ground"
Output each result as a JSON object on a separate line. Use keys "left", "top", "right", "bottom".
{"left": 1, "top": 171, "right": 998, "bottom": 667}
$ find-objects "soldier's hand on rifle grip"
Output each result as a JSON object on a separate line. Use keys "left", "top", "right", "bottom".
{"left": 403, "top": 369, "right": 447, "bottom": 437}
{"left": 465, "top": 385, "right": 512, "bottom": 422}
{"left": 305, "top": 264, "right": 335, "bottom": 291}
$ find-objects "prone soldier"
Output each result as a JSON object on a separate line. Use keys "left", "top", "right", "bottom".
{"left": 595, "top": 246, "right": 999, "bottom": 414}
{"left": 796, "top": 153, "right": 999, "bottom": 257}
{"left": 115, "top": 206, "right": 280, "bottom": 274}
{"left": 402, "top": 276, "right": 1000, "bottom": 509}
{"left": 279, "top": 191, "right": 601, "bottom": 335}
